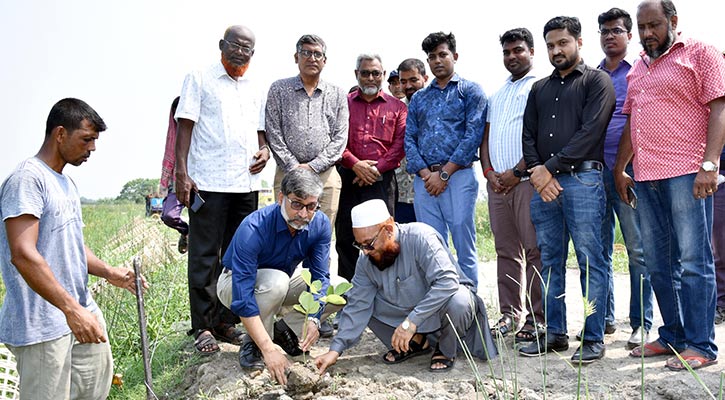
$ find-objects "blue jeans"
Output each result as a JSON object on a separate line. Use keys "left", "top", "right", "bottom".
{"left": 530, "top": 170, "right": 608, "bottom": 341}
{"left": 414, "top": 167, "right": 479, "bottom": 287}
{"left": 636, "top": 174, "right": 717, "bottom": 359}
{"left": 602, "top": 165, "right": 653, "bottom": 330}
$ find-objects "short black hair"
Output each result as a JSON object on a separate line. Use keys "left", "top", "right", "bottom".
{"left": 422, "top": 32, "right": 456, "bottom": 54}
{"left": 598, "top": 8, "right": 633, "bottom": 32}
{"left": 543, "top": 16, "right": 582, "bottom": 39}
{"left": 500, "top": 27, "right": 534, "bottom": 49}
{"left": 397, "top": 58, "right": 427, "bottom": 76}
{"left": 296, "top": 34, "right": 327, "bottom": 55}
{"left": 45, "top": 98, "right": 106, "bottom": 137}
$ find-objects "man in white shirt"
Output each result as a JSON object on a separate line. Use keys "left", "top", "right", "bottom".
{"left": 479, "top": 27, "right": 544, "bottom": 343}
{"left": 175, "top": 24, "right": 270, "bottom": 355}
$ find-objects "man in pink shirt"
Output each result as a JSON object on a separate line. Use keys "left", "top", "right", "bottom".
{"left": 335, "top": 54, "right": 406, "bottom": 281}
{"left": 613, "top": 0, "right": 725, "bottom": 371}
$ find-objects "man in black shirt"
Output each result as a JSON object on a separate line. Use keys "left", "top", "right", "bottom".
{"left": 519, "top": 16, "right": 615, "bottom": 364}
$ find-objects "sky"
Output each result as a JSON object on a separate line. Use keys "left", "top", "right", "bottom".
{"left": 1, "top": 0, "right": 723, "bottom": 199}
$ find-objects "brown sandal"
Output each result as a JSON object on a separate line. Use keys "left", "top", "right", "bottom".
{"left": 194, "top": 330, "right": 220, "bottom": 355}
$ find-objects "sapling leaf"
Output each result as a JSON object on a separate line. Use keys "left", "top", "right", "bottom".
{"left": 299, "top": 291, "right": 316, "bottom": 311}
{"left": 325, "top": 294, "right": 347, "bottom": 306}
{"left": 334, "top": 282, "right": 353, "bottom": 296}
{"left": 300, "top": 269, "right": 313, "bottom": 286}
{"left": 310, "top": 279, "right": 322, "bottom": 294}
{"left": 327, "top": 285, "right": 334, "bottom": 295}
{"left": 293, "top": 304, "right": 307, "bottom": 314}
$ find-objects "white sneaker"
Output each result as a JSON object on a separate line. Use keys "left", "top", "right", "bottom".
{"left": 627, "top": 327, "right": 649, "bottom": 350}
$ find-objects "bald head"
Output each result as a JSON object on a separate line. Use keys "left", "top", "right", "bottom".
{"left": 224, "top": 25, "right": 255, "bottom": 45}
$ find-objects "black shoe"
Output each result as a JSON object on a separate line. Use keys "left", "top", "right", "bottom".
{"left": 273, "top": 320, "right": 303, "bottom": 356}
{"left": 519, "top": 333, "right": 569, "bottom": 357}
{"left": 239, "top": 337, "right": 264, "bottom": 370}
{"left": 571, "top": 341, "right": 605, "bottom": 364}
{"left": 178, "top": 234, "right": 188, "bottom": 254}
{"left": 318, "top": 320, "right": 334, "bottom": 338}
{"left": 576, "top": 322, "right": 616, "bottom": 341}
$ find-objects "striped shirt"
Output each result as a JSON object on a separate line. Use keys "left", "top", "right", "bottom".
{"left": 486, "top": 72, "right": 537, "bottom": 172}
{"left": 623, "top": 37, "right": 725, "bottom": 181}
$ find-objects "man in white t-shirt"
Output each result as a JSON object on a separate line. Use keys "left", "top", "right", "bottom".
{"left": 0, "top": 98, "right": 147, "bottom": 399}
{"left": 174, "top": 25, "right": 270, "bottom": 354}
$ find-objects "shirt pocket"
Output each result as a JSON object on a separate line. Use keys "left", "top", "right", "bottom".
{"left": 393, "top": 274, "right": 424, "bottom": 308}
{"left": 372, "top": 111, "right": 396, "bottom": 144}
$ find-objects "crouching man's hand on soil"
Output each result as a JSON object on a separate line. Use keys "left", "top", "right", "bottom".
{"left": 315, "top": 350, "right": 340, "bottom": 375}
{"left": 263, "top": 348, "right": 291, "bottom": 386}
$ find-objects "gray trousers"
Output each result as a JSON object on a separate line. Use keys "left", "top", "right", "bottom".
{"left": 368, "top": 285, "right": 476, "bottom": 358}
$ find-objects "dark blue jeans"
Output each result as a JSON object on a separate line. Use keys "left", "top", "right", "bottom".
{"left": 530, "top": 170, "right": 608, "bottom": 342}
{"left": 602, "top": 165, "right": 653, "bottom": 330}
{"left": 636, "top": 174, "right": 717, "bottom": 359}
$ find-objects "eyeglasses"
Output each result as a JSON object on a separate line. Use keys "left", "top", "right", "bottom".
{"left": 223, "top": 40, "right": 254, "bottom": 56}
{"left": 358, "top": 70, "right": 383, "bottom": 78}
{"left": 298, "top": 49, "right": 325, "bottom": 60}
{"left": 599, "top": 28, "right": 628, "bottom": 37}
{"left": 286, "top": 196, "right": 320, "bottom": 212}
{"left": 352, "top": 226, "right": 384, "bottom": 252}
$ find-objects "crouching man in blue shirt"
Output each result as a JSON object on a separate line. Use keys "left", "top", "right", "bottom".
{"left": 217, "top": 168, "right": 343, "bottom": 385}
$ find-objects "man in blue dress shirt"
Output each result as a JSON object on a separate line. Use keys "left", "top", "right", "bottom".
{"left": 216, "top": 168, "right": 342, "bottom": 385}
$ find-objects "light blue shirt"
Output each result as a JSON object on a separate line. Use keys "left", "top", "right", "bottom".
{"left": 405, "top": 74, "right": 487, "bottom": 174}
{"left": 486, "top": 72, "right": 537, "bottom": 172}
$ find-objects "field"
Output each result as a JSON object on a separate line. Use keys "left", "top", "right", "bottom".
{"left": 2, "top": 202, "right": 722, "bottom": 399}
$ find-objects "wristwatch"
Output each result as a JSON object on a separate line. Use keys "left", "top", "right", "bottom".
{"left": 702, "top": 161, "right": 718, "bottom": 172}
{"left": 513, "top": 167, "right": 528, "bottom": 178}
{"left": 439, "top": 170, "right": 450, "bottom": 182}
{"left": 401, "top": 318, "right": 411, "bottom": 331}
{"left": 307, "top": 316, "right": 320, "bottom": 328}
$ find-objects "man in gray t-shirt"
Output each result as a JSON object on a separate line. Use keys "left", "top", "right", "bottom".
{"left": 0, "top": 98, "right": 147, "bottom": 399}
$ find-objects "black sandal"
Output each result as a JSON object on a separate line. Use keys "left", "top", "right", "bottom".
{"left": 194, "top": 330, "right": 220, "bottom": 355}
{"left": 382, "top": 335, "right": 431, "bottom": 364}
{"left": 515, "top": 321, "right": 545, "bottom": 343}
{"left": 429, "top": 345, "right": 455, "bottom": 372}
{"left": 213, "top": 324, "right": 244, "bottom": 345}
{"left": 491, "top": 314, "right": 515, "bottom": 337}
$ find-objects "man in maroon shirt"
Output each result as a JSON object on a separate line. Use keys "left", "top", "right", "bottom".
{"left": 335, "top": 54, "right": 407, "bottom": 281}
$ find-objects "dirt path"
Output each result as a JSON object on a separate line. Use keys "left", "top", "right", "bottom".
{"left": 178, "top": 261, "right": 724, "bottom": 399}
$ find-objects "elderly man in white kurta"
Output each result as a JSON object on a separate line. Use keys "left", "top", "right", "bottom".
{"left": 174, "top": 24, "right": 270, "bottom": 355}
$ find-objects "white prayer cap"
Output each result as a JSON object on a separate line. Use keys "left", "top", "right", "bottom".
{"left": 351, "top": 199, "right": 391, "bottom": 228}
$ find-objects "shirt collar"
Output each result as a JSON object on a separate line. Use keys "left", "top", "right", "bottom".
{"left": 549, "top": 60, "right": 587, "bottom": 79}
{"left": 430, "top": 72, "right": 461, "bottom": 89}
{"left": 597, "top": 58, "right": 632, "bottom": 73}
{"left": 293, "top": 75, "right": 327, "bottom": 92}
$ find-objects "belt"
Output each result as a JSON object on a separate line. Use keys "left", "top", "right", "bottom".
{"left": 429, "top": 163, "right": 472, "bottom": 172}
{"left": 571, "top": 160, "right": 603, "bottom": 173}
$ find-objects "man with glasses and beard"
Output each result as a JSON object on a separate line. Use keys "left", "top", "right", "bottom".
{"left": 216, "top": 168, "right": 343, "bottom": 385}
{"left": 335, "top": 54, "right": 406, "bottom": 283}
{"left": 175, "top": 25, "right": 269, "bottom": 355}
{"left": 613, "top": 0, "right": 725, "bottom": 371}
{"left": 315, "top": 199, "right": 497, "bottom": 374}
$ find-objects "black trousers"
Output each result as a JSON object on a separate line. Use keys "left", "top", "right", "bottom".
{"left": 335, "top": 166, "right": 396, "bottom": 281}
{"left": 187, "top": 190, "right": 258, "bottom": 334}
